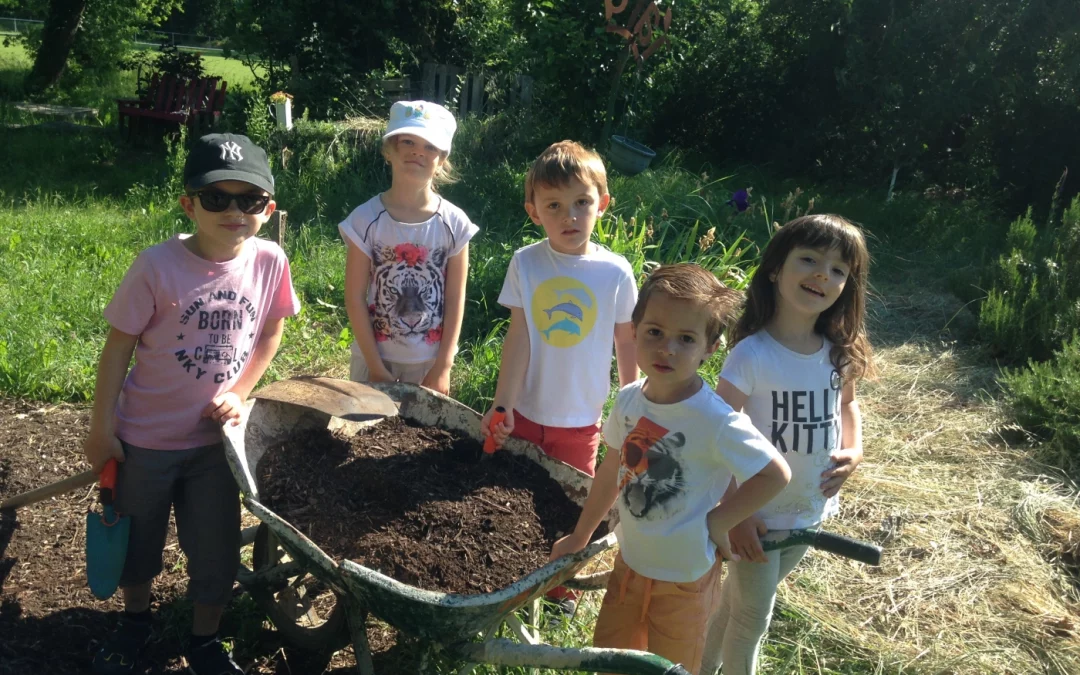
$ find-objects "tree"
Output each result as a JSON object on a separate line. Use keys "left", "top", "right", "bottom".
{"left": 21, "top": 0, "right": 181, "bottom": 94}
{"left": 23, "top": 0, "right": 87, "bottom": 92}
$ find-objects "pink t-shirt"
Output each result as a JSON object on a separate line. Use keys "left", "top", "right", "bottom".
{"left": 104, "top": 235, "right": 301, "bottom": 450}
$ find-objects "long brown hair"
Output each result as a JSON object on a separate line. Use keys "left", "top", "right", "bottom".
{"left": 732, "top": 214, "right": 875, "bottom": 380}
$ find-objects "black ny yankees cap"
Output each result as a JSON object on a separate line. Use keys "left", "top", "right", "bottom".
{"left": 183, "top": 133, "right": 275, "bottom": 195}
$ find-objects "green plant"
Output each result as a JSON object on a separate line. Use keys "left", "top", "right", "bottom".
{"left": 979, "top": 198, "right": 1080, "bottom": 362}
{"left": 1001, "top": 333, "right": 1080, "bottom": 473}
{"left": 154, "top": 43, "right": 205, "bottom": 80}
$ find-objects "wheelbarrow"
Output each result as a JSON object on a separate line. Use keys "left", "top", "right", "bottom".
{"left": 224, "top": 377, "right": 881, "bottom": 674}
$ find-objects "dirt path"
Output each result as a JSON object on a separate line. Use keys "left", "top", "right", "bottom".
{"left": 776, "top": 271, "right": 1080, "bottom": 673}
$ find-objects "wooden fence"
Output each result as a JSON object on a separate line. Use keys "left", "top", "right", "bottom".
{"left": 382, "top": 63, "right": 533, "bottom": 117}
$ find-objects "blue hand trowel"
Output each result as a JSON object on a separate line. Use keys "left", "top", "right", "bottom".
{"left": 86, "top": 458, "right": 130, "bottom": 600}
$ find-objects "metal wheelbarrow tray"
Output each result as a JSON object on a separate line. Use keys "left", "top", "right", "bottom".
{"left": 224, "top": 378, "right": 691, "bottom": 675}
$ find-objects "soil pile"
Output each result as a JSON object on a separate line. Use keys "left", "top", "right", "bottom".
{"left": 257, "top": 417, "right": 599, "bottom": 594}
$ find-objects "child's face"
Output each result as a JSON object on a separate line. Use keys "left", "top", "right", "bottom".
{"left": 772, "top": 245, "right": 851, "bottom": 318}
{"left": 525, "top": 178, "right": 610, "bottom": 255}
{"left": 633, "top": 292, "right": 719, "bottom": 390}
{"left": 385, "top": 134, "right": 445, "bottom": 185}
{"left": 180, "top": 180, "right": 275, "bottom": 255}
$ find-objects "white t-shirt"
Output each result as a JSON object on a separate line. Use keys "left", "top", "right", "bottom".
{"left": 603, "top": 379, "right": 780, "bottom": 582}
{"left": 498, "top": 240, "right": 637, "bottom": 427}
{"left": 338, "top": 195, "right": 478, "bottom": 364}
{"left": 720, "top": 331, "right": 845, "bottom": 529}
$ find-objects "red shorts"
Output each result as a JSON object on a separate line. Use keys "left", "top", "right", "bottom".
{"left": 512, "top": 411, "right": 600, "bottom": 603}
{"left": 511, "top": 411, "right": 600, "bottom": 477}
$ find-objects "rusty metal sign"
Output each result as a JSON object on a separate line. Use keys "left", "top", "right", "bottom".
{"left": 605, "top": 0, "right": 673, "bottom": 64}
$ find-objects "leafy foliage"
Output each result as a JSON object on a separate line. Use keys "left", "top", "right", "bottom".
{"left": 153, "top": 43, "right": 205, "bottom": 80}
{"left": 1001, "top": 334, "right": 1080, "bottom": 473}
{"left": 979, "top": 197, "right": 1080, "bottom": 362}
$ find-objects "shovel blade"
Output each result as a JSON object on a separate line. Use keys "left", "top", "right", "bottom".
{"left": 86, "top": 504, "right": 130, "bottom": 600}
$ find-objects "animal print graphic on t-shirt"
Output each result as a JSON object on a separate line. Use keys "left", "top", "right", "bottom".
{"left": 370, "top": 243, "right": 448, "bottom": 346}
{"left": 617, "top": 416, "right": 687, "bottom": 521}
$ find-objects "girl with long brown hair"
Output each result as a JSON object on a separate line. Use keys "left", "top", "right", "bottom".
{"left": 702, "top": 214, "right": 874, "bottom": 675}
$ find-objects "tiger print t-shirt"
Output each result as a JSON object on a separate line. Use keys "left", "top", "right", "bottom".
{"left": 339, "top": 195, "right": 478, "bottom": 364}
{"left": 720, "top": 331, "right": 844, "bottom": 530}
{"left": 602, "top": 379, "right": 779, "bottom": 582}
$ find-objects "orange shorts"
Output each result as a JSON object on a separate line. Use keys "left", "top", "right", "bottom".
{"left": 593, "top": 552, "right": 723, "bottom": 675}
{"left": 511, "top": 411, "right": 600, "bottom": 477}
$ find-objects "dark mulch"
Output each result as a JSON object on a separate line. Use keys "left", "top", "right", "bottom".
{"left": 0, "top": 401, "right": 596, "bottom": 673}
{"left": 0, "top": 400, "right": 431, "bottom": 673}
{"left": 257, "top": 417, "right": 593, "bottom": 595}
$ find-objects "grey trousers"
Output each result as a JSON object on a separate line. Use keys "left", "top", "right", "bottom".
{"left": 701, "top": 545, "right": 810, "bottom": 675}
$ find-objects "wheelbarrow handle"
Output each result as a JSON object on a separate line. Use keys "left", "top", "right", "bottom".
{"left": 759, "top": 528, "right": 882, "bottom": 566}
{"left": 454, "top": 638, "right": 687, "bottom": 675}
{"left": 809, "top": 530, "right": 882, "bottom": 566}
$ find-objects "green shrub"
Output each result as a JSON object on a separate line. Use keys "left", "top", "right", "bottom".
{"left": 978, "top": 198, "right": 1080, "bottom": 362}
{"left": 1001, "top": 334, "right": 1080, "bottom": 473}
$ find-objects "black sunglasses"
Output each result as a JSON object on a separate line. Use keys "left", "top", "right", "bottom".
{"left": 193, "top": 189, "right": 271, "bottom": 214}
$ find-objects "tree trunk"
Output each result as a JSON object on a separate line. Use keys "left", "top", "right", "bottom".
{"left": 24, "top": 0, "right": 90, "bottom": 94}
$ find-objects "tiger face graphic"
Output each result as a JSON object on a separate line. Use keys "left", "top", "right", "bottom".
{"left": 371, "top": 243, "right": 447, "bottom": 344}
{"left": 618, "top": 416, "right": 686, "bottom": 521}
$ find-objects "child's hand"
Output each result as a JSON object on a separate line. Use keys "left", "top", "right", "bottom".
{"left": 83, "top": 426, "right": 125, "bottom": 474}
{"left": 729, "top": 515, "right": 769, "bottom": 563}
{"left": 706, "top": 511, "right": 741, "bottom": 562}
{"left": 421, "top": 364, "right": 451, "bottom": 395}
{"left": 203, "top": 391, "right": 245, "bottom": 426}
{"left": 480, "top": 405, "right": 514, "bottom": 449}
{"left": 368, "top": 363, "right": 398, "bottom": 384}
{"left": 821, "top": 447, "right": 863, "bottom": 498}
{"left": 549, "top": 532, "right": 589, "bottom": 561}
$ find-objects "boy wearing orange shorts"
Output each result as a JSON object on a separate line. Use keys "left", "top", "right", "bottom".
{"left": 550, "top": 264, "right": 790, "bottom": 674}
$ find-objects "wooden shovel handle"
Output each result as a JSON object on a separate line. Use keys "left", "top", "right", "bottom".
{"left": 0, "top": 468, "right": 98, "bottom": 511}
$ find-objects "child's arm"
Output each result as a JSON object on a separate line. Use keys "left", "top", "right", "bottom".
{"left": 715, "top": 375, "right": 769, "bottom": 562}
{"left": 203, "top": 316, "right": 287, "bottom": 425}
{"left": 714, "top": 376, "right": 749, "bottom": 412}
{"left": 550, "top": 444, "right": 621, "bottom": 559}
{"left": 422, "top": 244, "right": 469, "bottom": 395}
{"left": 344, "top": 242, "right": 395, "bottom": 383}
{"left": 707, "top": 455, "right": 790, "bottom": 561}
{"left": 480, "top": 306, "right": 530, "bottom": 448}
{"left": 613, "top": 321, "right": 638, "bottom": 387}
{"left": 821, "top": 380, "right": 863, "bottom": 498}
{"left": 83, "top": 328, "right": 139, "bottom": 473}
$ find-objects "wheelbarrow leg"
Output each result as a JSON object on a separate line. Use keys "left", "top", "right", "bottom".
{"left": 345, "top": 597, "right": 375, "bottom": 675}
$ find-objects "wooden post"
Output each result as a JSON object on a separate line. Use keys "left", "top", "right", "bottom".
{"left": 265, "top": 210, "right": 287, "bottom": 248}
{"left": 436, "top": 64, "right": 450, "bottom": 104}
{"left": 469, "top": 72, "right": 484, "bottom": 116}
{"left": 422, "top": 62, "right": 436, "bottom": 101}
{"left": 519, "top": 75, "right": 534, "bottom": 105}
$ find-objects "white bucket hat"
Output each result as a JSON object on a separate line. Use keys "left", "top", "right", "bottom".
{"left": 383, "top": 100, "right": 457, "bottom": 155}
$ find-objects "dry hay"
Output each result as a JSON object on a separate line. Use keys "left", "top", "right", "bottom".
{"left": 777, "top": 284, "right": 1080, "bottom": 673}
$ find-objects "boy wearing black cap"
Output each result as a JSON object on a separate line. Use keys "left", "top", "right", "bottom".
{"left": 84, "top": 133, "right": 300, "bottom": 675}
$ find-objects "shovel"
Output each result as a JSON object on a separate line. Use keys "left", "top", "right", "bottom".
{"left": 86, "top": 458, "right": 130, "bottom": 600}
{"left": 251, "top": 376, "right": 398, "bottom": 420}
{"left": 0, "top": 468, "right": 97, "bottom": 511}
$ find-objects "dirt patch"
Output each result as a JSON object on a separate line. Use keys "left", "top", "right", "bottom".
{"left": 257, "top": 417, "right": 595, "bottom": 595}
{"left": 0, "top": 400, "right": 435, "bottom": 673}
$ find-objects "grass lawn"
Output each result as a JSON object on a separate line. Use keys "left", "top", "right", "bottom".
{"left": 0, "top": 39, "right": 260, "bottom": 108}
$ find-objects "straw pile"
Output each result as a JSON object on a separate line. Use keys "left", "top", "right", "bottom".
{"left": 780, "top": 283, "right": 1080, "bottom": 673}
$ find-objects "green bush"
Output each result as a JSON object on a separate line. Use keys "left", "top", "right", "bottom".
{"left": 1001, "top": 334, "right": 1080, "bottom": 473}
{"left": 978, "top": 198, "right": 1080, "bottom": 362}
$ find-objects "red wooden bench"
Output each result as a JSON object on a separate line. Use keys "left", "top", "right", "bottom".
{"left": 116, "top": 74, "right": 228, "bottom": 139}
